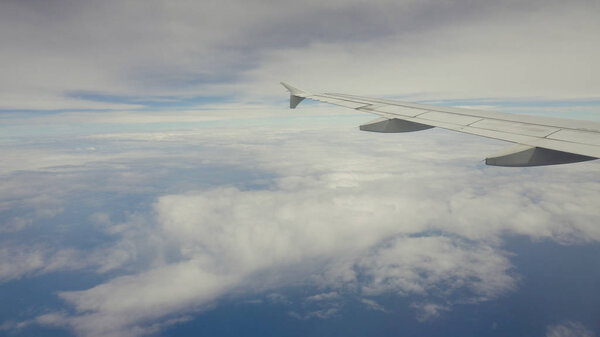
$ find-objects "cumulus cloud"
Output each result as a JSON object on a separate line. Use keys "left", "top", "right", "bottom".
{"left": 57, "top": 260, "right": 236, "bottom": 337}
{"left": 1, "top": 105, "right": 599, "bottom": 336}
{"left": 358, "top": 236, "right": 515, "bottom": 299}
{"left": 1, "top": 123, "right": 587, "bottom": 336}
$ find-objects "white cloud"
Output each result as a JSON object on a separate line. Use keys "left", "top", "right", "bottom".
{"left": 289, "top": 308, "right": 340, "bottom": 320}
{"left": 50, "top": 136, "right": 596, "bottom": 336}
{"left": 0, "top": 245, "right": 87, "bottom": 283}
{"left": 56, "top": 260, "right": 237, "bottom": 337}
{"left": 358, "top": 236, "right": 515, "bottom": 299}
{"left": 242, "top": 2, "right": 600, "bottom": 101}
{"left": 1, "top": 1, "right": 600, "bottom": 110}
{"left": 306, "top": 292, "right": 340, "bottom": 302}
{"left": 410, "top": 302, "right": 450, "bottom": 322}
{"left": 546, "top": 321, "right": 595, "bottom": 337}
{"left": 0, "top": 116, "right": 598, "bottom": 336}
{"left": 0, "top": 216, "right": 32, "bottom": 233}
{"left": 360, "top": 299, "right": 388, "bottom": 313}
{"left": 266, "top": 293, "right": 290, "bottom": 304}
{"left": 0, "top": 245, "right": 45, "bottom": 283}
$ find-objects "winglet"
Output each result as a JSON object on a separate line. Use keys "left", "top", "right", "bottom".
{"left": 280, "top": 82, "right": 307, "bottom": 96}
{"left": 281, "top": 82, "right": 308, "bottom": 109}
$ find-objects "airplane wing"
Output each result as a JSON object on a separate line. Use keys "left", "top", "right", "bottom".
{"left": 281, "top": 82, "right": 600, "bottom": 167}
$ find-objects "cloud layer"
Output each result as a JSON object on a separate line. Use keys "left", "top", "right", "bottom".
{"left": 1, "top": 0, "right": 600, "bottom": 110}
{"left": 1, "top": 120, "right": 597, "bottom": 336}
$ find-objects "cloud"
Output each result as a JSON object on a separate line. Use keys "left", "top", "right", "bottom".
{"left": 56, "top": 260, "right": 237, "bottom": 337}
{"left": 357, "top": 236, "right": 515, "bottom": 300}
{"left": 0, "top": 116, "right": 598, "bottom": 336}
{"left": 410, "top": 302, "right": 450, "bottom": 322}
{"left": 306, "top": 292, "right": 340, "bottom": 302}
{"left": 266, "top": 293, "right": 290, "bottom": 304}
{"left": 1, "top": 0, "right": 600, "bottom": 111}
{"left": 0, "top": 245, "right": 46, "bottom": 282}
{"left": 0, "top": 245, "right": 87, "bottom": 283}
{"left": 289, "top": 307, "right": 340, "bottom": 320}
{"left": 48, "top": 129, "right": 595, "bottom": 335}
{"left": 546, "top": 321, "right": 595, "bottom": 337}
{"left": 360, "top": 299, "right": 388, "bottom": 313}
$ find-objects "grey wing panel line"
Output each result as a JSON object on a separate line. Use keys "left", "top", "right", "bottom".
{"left": 326, "top": 92, "right": 600, "bottom": 133}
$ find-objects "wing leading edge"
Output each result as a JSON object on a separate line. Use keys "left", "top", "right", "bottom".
{"left": 281, "top": 82, "right": 600, "bottom": 167}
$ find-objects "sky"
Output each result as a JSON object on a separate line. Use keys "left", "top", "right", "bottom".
{"left": 1, "top": 1, "right": 600, "bottom": 337}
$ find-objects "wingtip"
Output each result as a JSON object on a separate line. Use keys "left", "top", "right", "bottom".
{"left": 280, "top": 82, "right": 306, "bottom": 96}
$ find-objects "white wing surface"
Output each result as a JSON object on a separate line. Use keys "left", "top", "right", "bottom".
{"left": 281, "top": 82, "right": 600, "bottom": 167}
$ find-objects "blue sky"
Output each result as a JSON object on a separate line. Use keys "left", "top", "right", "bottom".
{"left": 1, "top": 1, "right": 600, "bottom": 337}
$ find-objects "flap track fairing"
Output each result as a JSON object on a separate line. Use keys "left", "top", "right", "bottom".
{"left": 486, "top": 144, "right": 596, "bottom": 167}
{"left": 360, "top": 117, "right": 435, "bottom": 133}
